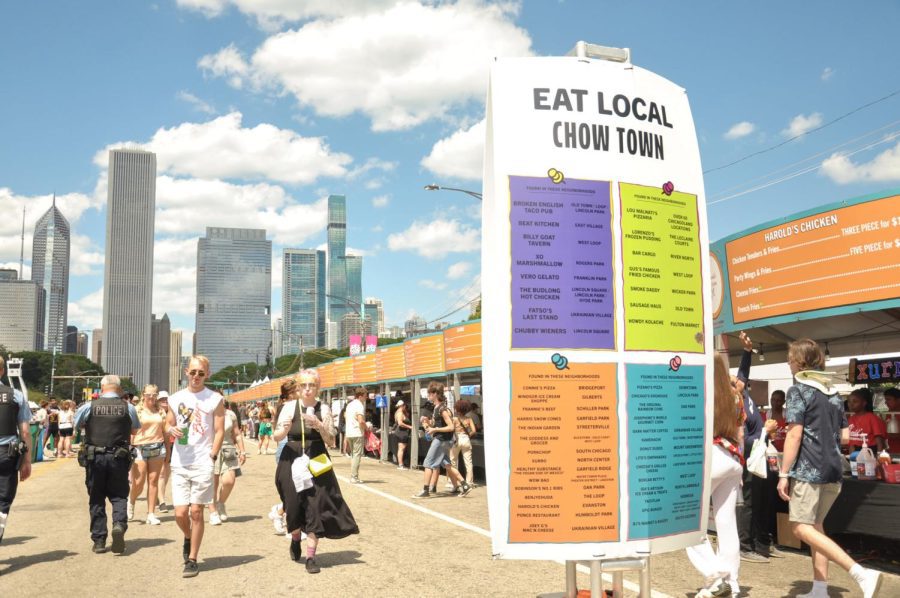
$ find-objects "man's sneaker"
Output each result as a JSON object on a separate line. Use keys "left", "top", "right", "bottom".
{"left": 182, "top": 559, "right": 199, "bottom": 578}
{"left": 740, "top": 550, "right": 769, "bottom": 563}
{"left": 0, "top": 512, "right": 7, "bottom": 544}
{"left": 459, "top": 483, "right": 472, "bottom": 497}
{"left": 305, "top": 558, "right": 321, "bottom": 574}
{"left": 157, "top": 502, "right": 170, "bottom": 513}
{"left": 218, "top": 503, "right": 228, "bottom": 522}
{"left": 290, "top": 539, "right": 301, "bottom": 562}
{"left": 209, "top": 511, "right": 222, "bottom": 526}
{"left": 412, "top": 489, "right": 430, "bottom": 499}
{"left": 349, "top": 476, "right": 362, "bottom": 484}
{"left": 146, "top": 513, "right": 161, "bottom": 526}
{"left": 126, "top": 502, "right": 135, "bottom": 521}
{"left": 110, "top": 523, "right": 126, "bottom": 554}
{"left": 858, "top": 567, "right": 883, "bottom": 598}
{"left": 182, "top": 537, "right": 191, "bottom": 564}
{"left": 397, "top": 465, "right": 407, "bottom": 470}
{"left": 697, "top": 577, "right": 732, "bottom": 597}
{"left": 269, "top": 506, "right": 286, "bottom": 534}
{"left": 768, "top": 546, "right": 786, "bottom": 558}
{"left": 91, "top": 539, "right": 108, "bottom": 554}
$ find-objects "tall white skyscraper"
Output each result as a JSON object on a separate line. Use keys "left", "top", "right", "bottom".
{"left": 101, "top": 149, "right": 156, "bottom": 386}
{"left": 365, "top": 297, "right": 385, "bottom": 337}
{"left": 31, "top": 196, "right": 70, "bottom": 352}
{"left": 195, "top": 227, "right": 271, "bottom": 374}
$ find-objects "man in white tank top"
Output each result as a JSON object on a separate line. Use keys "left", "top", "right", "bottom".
{"left": 165, "top": 355, "right": 224, "bottom": 579}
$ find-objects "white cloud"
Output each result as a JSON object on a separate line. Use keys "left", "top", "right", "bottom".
{"left": 177, "top": 90, "right": 217, "bottom": 115}
{"left": 70, "top": 234, "right": 105, "bottom": 276}
{"left": 371, "top": 195, "right": 389, "bottom": 208}
{"left": 95, "top": 112, "right": 352, "bottom": 185}
{"left": 419, "top": 279, "right": 448, "bottom": 291}
{"left": 820, "top": 140, "right": 900, "bottom": 184}
{"left": 723, "top": 121, "right": 755, "bottom": 140}
{"left": 446, "top": 261, "right": 471, "bottom": 280}
{"left": 371, "top": 224, "right": 383, "bottom": 233}
{"left": 821, "top": 67, "right": 835, "bottom": 81}
{"left": 422, "top": 119, "right": 485, "bottom": 180}
{"left": 782, "top": 112, "right": 823, "bottom": 138}
{"left": 388, "top": 219, "right": 480, "bottom": 259}
{"left": 178, "top": 0, "right": 391, "bottom": 27}
{"left": 68, "top": 288, "right": 104, "bottom": 332}
{"left": 200, "top": 3, "right": 532, "bottom": 130}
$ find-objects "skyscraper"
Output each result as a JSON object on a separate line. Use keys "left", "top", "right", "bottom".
{"left": 101, "top": 149, "right": 156, "bottom": 386}
{"left": 344, "top": 253, "right": 363, "bottom": 317}
{"left": 282, "top": 248, "right": 326, "bottom": 355}
{"left": 150, "top": 313, "right": 171, "bottom": 390}
{"left": 32, "top": 197, "right": 70, "bottom": 352}
{"left": 92, "top": 328, "right": 103, "bottom": 364}
{"left": 0, "top": 271, "right": 40, "bottom": 351}
{"left": 272, "top": 318, "right": 284, "bottom": 359}
{"left": 195, "top": 227, "right": 271, "bottom": 374}
{"left": 365, "top": 297, "right": 385, "bottom": 337}
{"left": 326, "top": 195, "right": 348, "bottom": 326}
{"left": 169, "top": 330, "right": 183, "bottom": 393}
{"left": 65, "top": 325, "right": 78, "bottom": 354}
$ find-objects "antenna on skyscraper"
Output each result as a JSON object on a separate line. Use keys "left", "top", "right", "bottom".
{"left": 20, "top": 204, "right": 25, "bottom": 279}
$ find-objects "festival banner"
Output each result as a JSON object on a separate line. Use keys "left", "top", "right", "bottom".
{"left": 349, "top": 334, "right": 362, "bottom": 356}
{"left": 483, "top": 54, "right": 712, "bottom": 560}
{"left": 365, "top": 335, "right": 378, "bottom": 353}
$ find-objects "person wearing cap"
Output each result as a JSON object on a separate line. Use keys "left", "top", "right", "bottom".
{"left": 393, "top": 399, "right": 412, "bottom": 469}
{"left": 0, "top": 355, "right": 33, "bottom": 545}
{"left": 73, "top": 374, "right": 141, "bottom": 554}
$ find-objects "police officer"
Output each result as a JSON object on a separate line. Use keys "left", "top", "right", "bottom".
{"left": 73, "top": 374, "right": 140, "bottom": 554}
{"left": 0, "top": 356, "right": 32, "bottom": 544}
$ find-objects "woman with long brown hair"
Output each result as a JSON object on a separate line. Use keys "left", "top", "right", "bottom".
{"left": 686, "top": 355, "right": 746, "bottom": 597}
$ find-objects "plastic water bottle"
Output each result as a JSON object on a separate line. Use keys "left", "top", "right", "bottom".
{"left": 856, "top": 434, "right": 877, "bottom": 480}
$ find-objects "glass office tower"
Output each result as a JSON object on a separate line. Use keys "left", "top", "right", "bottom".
{"left": 283, "top": 248, "right": 326, "bottom": 354}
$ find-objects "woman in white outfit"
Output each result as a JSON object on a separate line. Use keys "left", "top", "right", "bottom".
{"left": 686, "top": 355, "right": 745, "bottom": 597}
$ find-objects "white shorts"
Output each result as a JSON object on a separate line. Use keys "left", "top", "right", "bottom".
{"left": 171, "top": 465, "right": 214, "bottom": 506}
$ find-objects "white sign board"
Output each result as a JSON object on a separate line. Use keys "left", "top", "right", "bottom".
{"left": 482, "top": 56, "right": 713, "bottom": 560}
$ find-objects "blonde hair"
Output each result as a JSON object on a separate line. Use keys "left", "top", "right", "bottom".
{"left": 187, "top": 355, "right": 211, "bottom": 373}
{"left": 788, "top": 338, "right": 825, "bottom": 372}
{"left": 713, "top": 354, "right": 740, "bottom": 442}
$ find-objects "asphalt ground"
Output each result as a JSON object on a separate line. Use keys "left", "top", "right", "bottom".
{"left": 1, "top": 441, "right": 897, "bottom": 598}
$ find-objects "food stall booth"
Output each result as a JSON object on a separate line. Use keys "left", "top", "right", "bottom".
{"left": 710, "top": 189, "right": 900, "bottom": 552}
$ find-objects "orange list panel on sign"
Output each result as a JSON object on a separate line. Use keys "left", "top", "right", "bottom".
{"left": 509, "top": 362, "right": 619, "bottom": 543}
{"left": 352, "top": 353, "right": 377, "bottom": 384}
{"left": 375, "top": 344, "right": 406, "bottom": 381}
{"left": 317, "top": 363, "right": 334, "bottom": 389}
{"left": 333, "top": 359, "right": 354, "bottom": 386}
{"left": 726, "top": 194, "right": 900, "bottom": 323}
{"left": 443, "top": 321, "right": 482, "bottom": 371}
{"left": 404, "top": 334, "right": 446, "bottom": 377}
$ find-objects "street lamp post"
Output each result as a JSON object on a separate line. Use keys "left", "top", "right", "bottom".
{"left": 423, "top": 183, "right": 483, "bottom": 200}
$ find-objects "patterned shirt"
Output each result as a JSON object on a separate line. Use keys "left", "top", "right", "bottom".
{"left": 785, "top": 381, "right": 847, "bottom": 484}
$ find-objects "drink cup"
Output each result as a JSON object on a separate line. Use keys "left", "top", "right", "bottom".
{"left": 178, "top": 426, "right": 189, "bottom": 445}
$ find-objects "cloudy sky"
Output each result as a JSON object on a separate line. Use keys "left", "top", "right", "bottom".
{"left": 1, "top": 1, "right": 898, "bottom": 356}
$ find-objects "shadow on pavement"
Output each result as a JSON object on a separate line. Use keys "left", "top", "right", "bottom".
{"left": 0, "top": 549, "right": 77, "bottom": 574}
{"left": 201, "top": 554, "right": 264, "bottom": 571}
{"left": 125, "top": 537, "right": 173, "bottom": 554}
{"left": 222, "top": 515, "right": 262, "bottom": 523}
{"left": 786, "top": 581, "right": 852, "bottom": 596}
{"left": 0, "top": 536, "right": 36, "bottom": 546}
{"left": 316, "top": 550, "right": 364, "bottom": 569}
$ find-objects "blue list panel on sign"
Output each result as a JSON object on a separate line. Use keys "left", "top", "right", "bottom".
{"left": 626, "top": 363, "right": 705, "bottom": 540}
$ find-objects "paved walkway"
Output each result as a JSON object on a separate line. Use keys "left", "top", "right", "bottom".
{"left": 1, "top": 442, "right": 896, "bottom": 597}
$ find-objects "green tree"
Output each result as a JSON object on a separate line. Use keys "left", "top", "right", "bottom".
{"left": 6, "top": 350, "right": 104, "bottom": 404}
{"left": 468, "top": 300, "right": 481, "bottom": 321}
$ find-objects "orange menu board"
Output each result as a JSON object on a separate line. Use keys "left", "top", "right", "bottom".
{"left": 317, "top": 363, "right": 335, "bottom": 389}
{"left": 332, "top": 358, "right": 354, "bottom": 386}
{"left": 509, "top": 362, "right": 618, "bottom": 543}
{"left": 726, "top": 194, "right": 900, "bottom": 323}
{"left": 352, "top": 353, "right": 377, "bottom": 384}
{"left": 443, "top": 321, "right": 482, "bottom": 371}
{"left": 404, "top": 333, "right": 446, "bottom": 377}
{"left": 375, "top": 344, "right": 406, "bottom": 381}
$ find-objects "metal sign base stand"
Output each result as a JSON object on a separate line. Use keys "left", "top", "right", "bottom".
{"left": 564, "top": 557, "right": 650, "bottom": 598}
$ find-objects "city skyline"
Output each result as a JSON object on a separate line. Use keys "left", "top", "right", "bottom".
{"left": 1, "top": 3, "right": 898, "bottom": 360}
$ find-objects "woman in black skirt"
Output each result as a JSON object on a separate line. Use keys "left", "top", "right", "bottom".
{"left": 273, "top": 370, "right": 359, "bottom": 573}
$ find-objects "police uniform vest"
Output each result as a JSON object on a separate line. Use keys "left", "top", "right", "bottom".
{"left": 0, "top": 384, "right": 19, "bottom": 437}
{"left": 85, "top": 396, "right": 131, "bottom": 448}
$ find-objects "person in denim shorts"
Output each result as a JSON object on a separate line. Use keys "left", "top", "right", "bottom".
{"left": 411, "top": 382, "right": 471, "bottom": 499}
